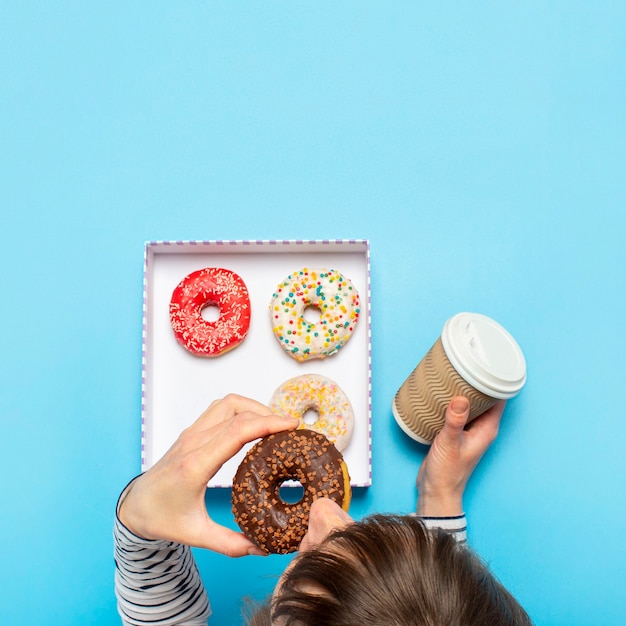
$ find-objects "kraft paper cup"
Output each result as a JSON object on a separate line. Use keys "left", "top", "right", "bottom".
{"left": 392, "top": 312, "right": 527, "bottom": 444}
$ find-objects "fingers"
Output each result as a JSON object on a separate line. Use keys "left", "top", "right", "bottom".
{"left": 465, "top": 399, "right": 506, "bottom": 448}
{"left": 184, "top": 393, "right": 291, "bottom": 460}
{"left": 299, "top": 498, "right": 353, "bottom": 553}
{"left": 169, "top": 395, "right": 298, "bottom": 486}
{"left": 201, "top": 412, "right": 298, "bottom": 477}
{"left": 192, "top": 394, "right": 275, "bottom": 433}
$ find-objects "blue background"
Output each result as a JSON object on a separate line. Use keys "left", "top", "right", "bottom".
{"left": 2, "top": 3, "right": 625, "bottom": 625}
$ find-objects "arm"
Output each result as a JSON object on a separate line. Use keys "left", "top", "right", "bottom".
{"left": 114, "top": 479, "right": 211, "bottom": 626}
{"left": 114, "top": 394, "right": 298, "bottom": 625}
{"left": 415, "top": 396, "right": 506, "bottom": 542}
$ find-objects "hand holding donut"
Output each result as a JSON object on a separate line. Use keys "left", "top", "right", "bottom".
{"left": 118, "top": 394, "right": 298, "bottom": 557}
{"left": 416, "top": 396, "right": 506, "bottom": 517}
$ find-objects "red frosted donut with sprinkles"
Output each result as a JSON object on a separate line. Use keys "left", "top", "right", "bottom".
{"left": 169, "top": 267, "right": 251, "bottom": 357}
{"left": 270, "top": 267, "right": 360, "bottom": 362}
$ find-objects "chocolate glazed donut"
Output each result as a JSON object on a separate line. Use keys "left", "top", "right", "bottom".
{"left": 231, "top": 429, "right": 351, "bottom": 554}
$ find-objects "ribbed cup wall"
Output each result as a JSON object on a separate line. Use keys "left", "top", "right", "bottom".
{"left": 393, "top": 338, "right": 497, "bottom": 442}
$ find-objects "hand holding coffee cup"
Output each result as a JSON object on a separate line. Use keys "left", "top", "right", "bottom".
{"left": 392, "top": 312, "right": 526, "bottom": 444}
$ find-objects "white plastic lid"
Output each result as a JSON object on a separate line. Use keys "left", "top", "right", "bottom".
{"left": 441, "top": 312, "right": 527, "bottom": 399}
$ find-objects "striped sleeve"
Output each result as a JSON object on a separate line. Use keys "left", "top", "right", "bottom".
{"left": 114, "top": 480, "right": 211, "bottom": 626}
{"left": 412, "top": 513, "right": 468, "bottom": 543}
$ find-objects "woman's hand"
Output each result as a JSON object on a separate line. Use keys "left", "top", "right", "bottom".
{"left": 118, "top": 394, "right": 298, "bottom": 557}
{"left": 416, "top": 396, "right": 506, "bottom": 516}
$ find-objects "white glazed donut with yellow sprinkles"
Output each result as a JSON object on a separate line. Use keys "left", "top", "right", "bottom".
{"left": 270, "top": 267, "right": 360, "bottom": 362}
{"left": 269, "top": 374, "right": 355, "bottom": 451}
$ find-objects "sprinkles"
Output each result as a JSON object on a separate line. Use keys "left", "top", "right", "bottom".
{"left": 270, "top": 268, "right": 360, "bottom": 362}
{"left": 269, "top": 374, "right": 355, "bottom": 451}
{"left": 169, "top": 267, "right": 251, "bottom": 357}
{"left": 231, "top": 429, "right": 351, "bottom": 554}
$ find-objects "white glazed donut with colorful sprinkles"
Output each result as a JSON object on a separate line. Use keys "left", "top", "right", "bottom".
{"left": 269, "top": 374, "right": 355, "bottom": 451}
{"left": 270, "top": 267, "right": 360, "bottom": 362}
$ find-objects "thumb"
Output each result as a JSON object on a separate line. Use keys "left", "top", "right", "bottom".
{"left": 195, "top": 520, "right": 266, "bottom": 557}
{"left": 438, "top": 396, "right": 470, "bottom": 442}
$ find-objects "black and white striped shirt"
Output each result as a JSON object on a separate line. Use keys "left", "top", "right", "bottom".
{"left": 114, "top": 519, "right": 211, "bottom": 625}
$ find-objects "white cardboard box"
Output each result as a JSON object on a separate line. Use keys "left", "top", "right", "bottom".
{"left": 141, "top": 239, "right": 372, "bottom": 487}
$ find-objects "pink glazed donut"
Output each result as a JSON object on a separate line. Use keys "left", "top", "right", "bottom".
{"left": 169, "top": 267, "right": 251, "bottom": 357}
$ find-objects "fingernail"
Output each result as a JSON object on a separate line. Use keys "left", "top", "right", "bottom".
{"left": 450, "top": 397, "right": 469, "bottom": 415}
{"left": 247, "top": 546, "right": 267, "bottom": 557}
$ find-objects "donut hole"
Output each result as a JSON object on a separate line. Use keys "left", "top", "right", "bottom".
{"left": 279, "top": 481, "right": 304, "bottom": 504}
{"left": 303, "top": 305, "right": 322, "bottom": 324}
{"left": 302, "top": 408, "right": 319, "bottom": 426}
{"left": 200, "top": 303, "right": 220, "bottom": 322}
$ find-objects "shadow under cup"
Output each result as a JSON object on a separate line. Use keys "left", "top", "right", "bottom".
{"left": 392, "top": 312, "right": 527, "bottom": 444}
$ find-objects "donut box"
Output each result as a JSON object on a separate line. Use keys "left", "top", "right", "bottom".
{"left": 141, "top": 239, "right": 372, "bottom": 488}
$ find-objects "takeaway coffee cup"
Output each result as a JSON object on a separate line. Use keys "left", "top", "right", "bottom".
{"left": 392, "top": 312, "right": 527, "bottom": 444}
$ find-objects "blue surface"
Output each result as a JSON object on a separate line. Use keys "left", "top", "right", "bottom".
{"left": 1, "top": 3, "right": 625, "bottom": 624}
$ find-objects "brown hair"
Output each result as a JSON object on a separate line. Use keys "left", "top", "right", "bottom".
{"left": 247, "top": 514, "right": 531, "bottom": 626}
